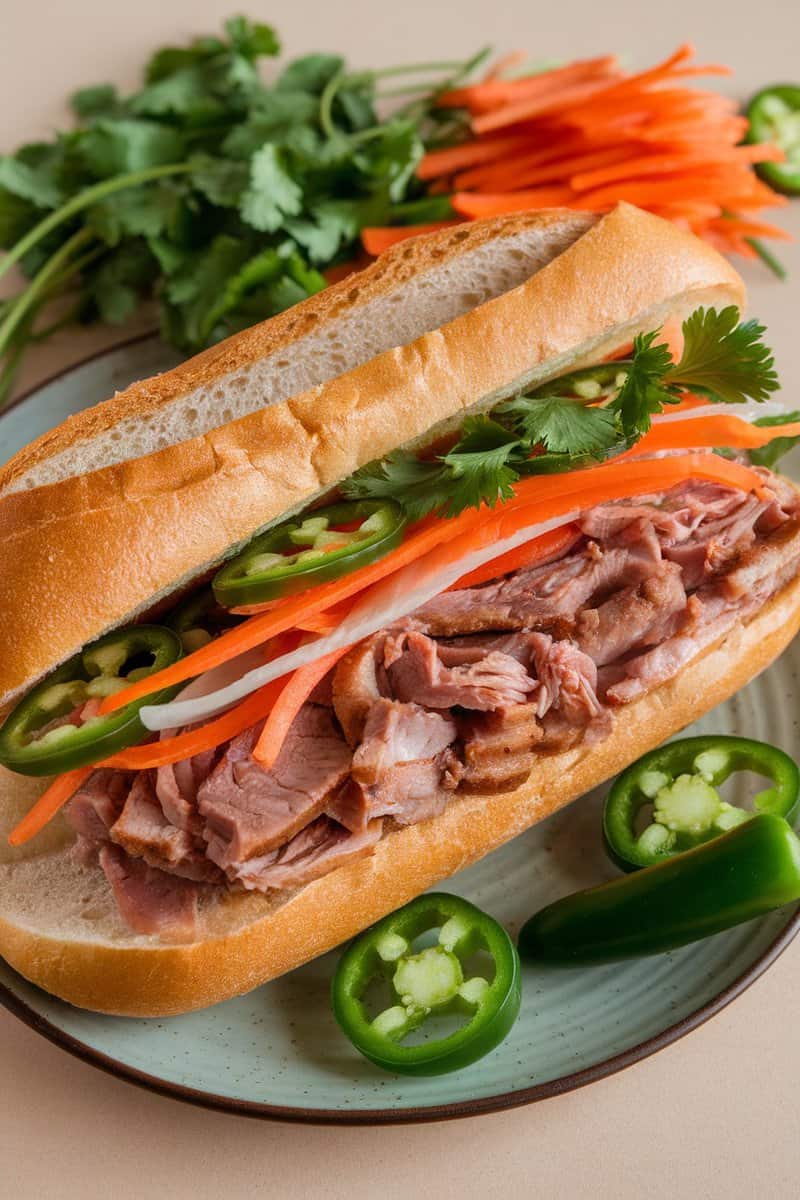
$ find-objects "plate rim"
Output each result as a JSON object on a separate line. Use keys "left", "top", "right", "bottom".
{"left": 1, "top": 337, "right": 798, "bottom": 1124}
{"left": 3, "top": 908, "right": 798, "bottom": 1124}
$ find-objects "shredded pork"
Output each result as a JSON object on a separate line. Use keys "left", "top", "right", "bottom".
{"left": 64, "top": 472, "right": 800, "bottom": 938}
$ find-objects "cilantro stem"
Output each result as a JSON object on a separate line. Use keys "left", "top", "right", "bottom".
{"left": 319, "top": 52, "right": 490, "bottom": 139}
{"left": 432, "top": 46, "right": 492, "bottom": 92}
{"left": 318, "top": 69, "right": 347, "bottom": 140}
{"left": 367, "top": 61, "right": 470, "bottom": 80}
{"left": 394, "top": 46, "right": 491, "bottom": 123}
{"left": 0, "top": 162, "right": 193, "bottom": 286}
{"left": 378, "top": 83, "right": 455, "bottom": 99}
{"left": 0, "top": 228, "right": 93, "bottom": 358}
{"left": 746, "top": 237, "right": 787, "bottom": 281}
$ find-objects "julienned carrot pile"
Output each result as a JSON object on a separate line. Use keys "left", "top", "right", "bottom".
{"left": 363, "top": 44, "right": 789, "bottom": 261}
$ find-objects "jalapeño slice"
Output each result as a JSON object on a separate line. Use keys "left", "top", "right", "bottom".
{"left": 0, "top": 625, "right": 183, "bottom": 776}
{"left": 747, "top": 85, "right": 800, "bottom": 196}
{"left": 332, "top": 893, "right": 521, "bottom": 1076}
{"left": 213, "top": 500, "right": 406, "bottom": 609}
{"left": 603, "top": 735, "right": 800, "bottom": 871}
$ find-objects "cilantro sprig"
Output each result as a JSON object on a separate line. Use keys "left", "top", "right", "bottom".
{"left": 0, "top": 17, "right": 485, "bottom": 406}
{"left": 344, "top": 306, "right": 781, "bottom": 519}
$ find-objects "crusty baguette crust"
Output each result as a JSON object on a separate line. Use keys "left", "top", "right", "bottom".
{"left": 0, "top": 210, "right": 589, "bottom": 496}
{"left": 0, "top": 205, "right": 745, "bottom": 706}
{"left": 2, "top": 568, "right": 798, "bottom": 1016}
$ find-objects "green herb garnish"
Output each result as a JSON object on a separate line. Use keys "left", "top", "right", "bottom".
{"left": 0, "top": 18, "right": 485, "bottom": 406}
{"left": 344, "top": 306, "right": 780, "bottom": 519}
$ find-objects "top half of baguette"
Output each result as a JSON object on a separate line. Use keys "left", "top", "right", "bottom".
{"left": 0, "top": 204, "right": 745, "bottom": 707}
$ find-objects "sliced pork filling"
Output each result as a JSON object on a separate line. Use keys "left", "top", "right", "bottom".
{"left": 64, "top": 471, "right": 800, "bottom": 939}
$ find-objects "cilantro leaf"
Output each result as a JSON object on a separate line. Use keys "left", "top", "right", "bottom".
{"left": 500, "top": 394, "right": 619, "bottom": 454}
{"left": 748, "top": 411, "right": 800, "bottom": 469}
{"left": 342, "top": 454, "right": 451, "bottom": 522}
{"left": 345, "top": 416, "right": 526, "bottom": 520}
{"left": 70, "top": 84, "right": 120, "bottom": 120}
{"left": 441, "top": 416, "right": 524, "bottom": 514}
{"left": 146, "top": 235, "right": 186, "bottom": 275}
{"left": 130, "top": 67, "right": 226, "bottom": 121}
{"left": 80, "top": 119, "right": 184, "bottom": 176}
{"left": 86, "top": 182, "right": 179, "bottom": 244}
{"left": 191, "top": 155, "right": 249, "bottom": 207}
{"left": 275, "top": 54, "right": 344, "bottom": 94}
{"left": 194, "top": 246, "right": 284, "bottom": 342}
{"left": 145, "top": 42, "right": 223, "bottom": 84}
{"left": 163, "top": 234, "right": 249, "bottom": 347}
{"left": 336, "top": 80, "right": 378, "bottom": 133}
{"left": 221, "top": 92, "right": 318, "bottom": 158}
{"left": 667, "top": 306, "right": 779, "bottom": 404}
{"left": 608, "top": 330, "right": 676, "bottom": 438}
{"left": 0, "top": 156, "right": 62, "bottom": 209}
{"left": 354, "top": 121, "right": 423, "bottom": 202}
{"left": 239, "top": 144, "right": 302, "bottom": 232}
{"left": 223, "top": 16, "right": 280, "bottom": 60}
{"left": 282, "top": 251, "right": 326, "bottom": 296}
{"left": 285, "top": 200, "right": 361, "bottom": 263}
{"left": 0, "top": 187, "right": 36, "bottom": 247}
{"left": 88, "top": 241, "right": 156, "bottom": 324}
{"left": 143, "top": 18, "right": 277, "bottom": 86}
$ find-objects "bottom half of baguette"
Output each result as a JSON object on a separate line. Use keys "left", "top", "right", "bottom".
{"left": 2, "top": 570, "right": 800, "bottom": 1018}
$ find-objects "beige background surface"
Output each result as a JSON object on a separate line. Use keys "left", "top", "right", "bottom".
{"left": 2, "top": 2, "right": 800, "bottom": 1196}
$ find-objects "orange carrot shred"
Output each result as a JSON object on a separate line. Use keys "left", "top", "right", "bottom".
{"left": 8, "top": 767, "right": 93, "bottom": 847}
{"left": 253, "top": 646, "right": 352, "bottom": 769}
{"left": 361, "top": 221, "right": 460, "bottom": 257}
{"left": 448, "top": 524, "right": 580, "bottom": 590}
{"left": 483, "top": 50, "right": 528, "bottom": 81}
{"left": 106, "top": 677, "right": 289, "bottom": 772}
{"left": 633, "top": 415, "right": 800, "bottom": 458}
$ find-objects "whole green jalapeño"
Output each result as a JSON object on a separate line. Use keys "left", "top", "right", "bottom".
{"left": 332, "top": 893, "right": 521, "bottom": 1076}
{"left": 213, "top": 499, "right": 406, "bottom": 609}
{"left": 520, "top": 815, "right": 800, "bottom": 965}
{"left": 0, "top": 625, "right": 183, "bottom": 776}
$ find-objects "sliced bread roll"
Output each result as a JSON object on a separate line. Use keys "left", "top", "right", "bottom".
{"left": 0, "top": 204, "right": 744, "bottom": 706}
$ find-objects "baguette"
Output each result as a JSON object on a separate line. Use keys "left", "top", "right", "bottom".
{"left": 2, "top": 566, "right": 799, "bottom": 1016}
{"left": 0, "top": 204, "right": 744, "bottom": 708}
{"left": 0, "top": 203, "right": 791, "bottom": 1020}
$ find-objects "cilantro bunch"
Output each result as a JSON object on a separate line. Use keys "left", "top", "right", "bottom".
{"left": 0, "top": 16, "right": 483, "bottom": 406}
{"left": 344, "top": 307, "right": 782, "bottom": 519}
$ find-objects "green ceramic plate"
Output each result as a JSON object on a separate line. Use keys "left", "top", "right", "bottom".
{"left": 2, "top": 339, "right": 799, "bottom": 1122}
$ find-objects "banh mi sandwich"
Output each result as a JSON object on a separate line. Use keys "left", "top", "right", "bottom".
{"left": 2, "top": 202, "right": 800, "bottom": 1018}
